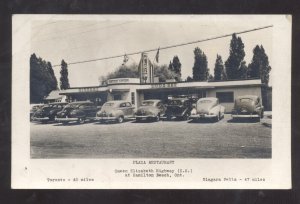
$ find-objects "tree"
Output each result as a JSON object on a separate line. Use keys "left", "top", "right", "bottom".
{"left": 60, "top": 59, "right": 70, "bottom": 90}
{"left": 169, "top": 56, "right": 182, "bottom": 81}
{"left": 154, "top": 64, "right": 179, "bottom": 82}
{"left": 225, "top": 34, "right": 246, "bottom": 80}
{"left": 186, "top": 76, "right": 193, "bottom": 82}
{"left": 192, "top": 47, "right": 208, "bottom": 81}
{"left": 248, "top": 45, "right": 272, "bottom": 85}
{"left": 238, "top": 61, "right": 248, "bottom": 79}
{"left": 214, "top": 54, "right": 226, "bottom": 81}
{"left": 99, "top": 63, "right": 139, "bottom": 84}
{"left": 30, "top": 53, "right": 58, "bottom": 103}
{"left": 208, "top": 74, "right": 214, "bottom": 82}
{"left": 46, "top": 62, "right": 58, "bottom": 90}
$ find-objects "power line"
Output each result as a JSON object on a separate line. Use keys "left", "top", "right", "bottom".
{"left": 52, "top": 25, "right": 273, "bottom": 67}
{"left": 33, "top": 21, "right": 134, "bottom": 43}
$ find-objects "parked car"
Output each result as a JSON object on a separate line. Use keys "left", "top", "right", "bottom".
{"left": 165, "top": 97, "right": 193, "bottom": 120}
{"left": 55, "top": 101, "right": 99, "bottom": 124}
{"left": 30, "top": 104, "right": 44, "bottom": 121}
{"left": 135, "top": 100, "right": 166, "bottom": 122}
{"left": 32, "top": 102, "right": 68, "bottom": 123}
{"left": 231, "top": 95, "right": 264, "bottom": 121}
{"left": 189, "top": 97, "right": 225, "bottom": 122}
{"left": 95, "top": 101, "right": 135, "bottom": 123}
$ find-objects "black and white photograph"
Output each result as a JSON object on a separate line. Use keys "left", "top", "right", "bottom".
{"left": 29, "top": 16, "right": 273, "bottom": 159}
{"left": 11, "top": 15, "right": 291, "bottom": 189}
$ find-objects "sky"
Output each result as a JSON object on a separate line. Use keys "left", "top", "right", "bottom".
{"left": 30, "top": 15, "right": 273, "bottom": 87}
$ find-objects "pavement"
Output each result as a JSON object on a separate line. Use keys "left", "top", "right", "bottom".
{"left": 30, "top": 114, "right": 272, "bottom": 159}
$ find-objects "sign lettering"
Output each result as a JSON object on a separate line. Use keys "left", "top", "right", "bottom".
{"left": 151, "top": 83, "right": 177, "bottom": 88}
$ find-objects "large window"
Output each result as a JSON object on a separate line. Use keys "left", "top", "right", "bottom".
{"left": 216, "top": 92, "right": 234, "bottom": 103}
{"left": 113, "top": 94, "right": 122, "bottom": 100}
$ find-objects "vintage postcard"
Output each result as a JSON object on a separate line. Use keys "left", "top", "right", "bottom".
{"left": 12, "top": 15, "right": 291, "bottom": 189}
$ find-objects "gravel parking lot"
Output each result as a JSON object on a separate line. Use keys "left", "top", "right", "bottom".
{"left": 30, "top": 114, "right": 271, "bottom": 158}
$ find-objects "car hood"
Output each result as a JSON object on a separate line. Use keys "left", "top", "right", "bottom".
{"left": 98, "top": 106, "right": 116, "bottom": 114}
{"left": 57, "top": 107, "right": 76, "bottom": 117}
{"left": 136, "top": 106, "right": 158, "bottom": 113}
{"left": 34, "top": 107, "right": 51, "bottom": 117}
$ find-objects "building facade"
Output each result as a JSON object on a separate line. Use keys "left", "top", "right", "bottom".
{"left": 59, "top": 78, "right": 263, "bottom": 112}
{"left": 57, "top": 52, "right": 264, "bottom": 112}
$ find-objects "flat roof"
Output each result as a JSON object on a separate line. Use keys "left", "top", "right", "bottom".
{"left": 59, "top": 79, "right": 262, "bottom": 95}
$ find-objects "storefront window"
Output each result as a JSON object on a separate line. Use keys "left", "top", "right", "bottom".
{"left": 216, "top": 92, "right": 234, "bottom": 103}
{"left": 113, "top": 94, "right": 122, "bottom": 100}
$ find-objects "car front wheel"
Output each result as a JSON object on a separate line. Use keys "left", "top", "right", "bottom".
{"left": 78, "top": 117, "right": 85, "bottom": 124}
{"left": 117, "top": 116, "right": 124, "bottom": 123}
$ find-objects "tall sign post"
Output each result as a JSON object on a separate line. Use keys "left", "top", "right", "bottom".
{"left": 139, "top": 52, "right": 154, "bottom": 84}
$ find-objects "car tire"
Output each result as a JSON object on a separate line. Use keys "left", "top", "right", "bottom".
{"left": 215, "top": 113, "right": 220, "bottom": 122}
{"left": 117, "top": 116, "right": 124, "bottom": 123}
{"left": 78, "top": 117, "right": 85, "bottom": 124}
{"left": 155, "top": 115, "right": 160, "bottom": 122}
{"left": 166, "top": 114, "right": 172, "bottom": 121}
{"left": 183, "top": 114, "right": 189, "bottom": 121}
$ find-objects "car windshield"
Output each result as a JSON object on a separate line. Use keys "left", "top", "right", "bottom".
{"left": 199, "top": 100, "right": 212, "bottom": 104}
{"left": 141, "top": 101, "right": 155, "bottom": 106}
{"left": 240, "top": 98, "right": 253, "bottom": 103}
{"left": 168, "top": 100, "right": 182, "bottom": 105}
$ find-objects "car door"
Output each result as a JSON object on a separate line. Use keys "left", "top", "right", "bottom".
{"left": 119, "top": 102, "right": 127, "bottom": 116}
{"left": 125, "top": 102, "right": 134, "bottom": 117}
{"left": 86, "top": 103, "right": 98, "bottom": 117}
{"left": 157, "top": 102, "right": 165, "bottom": 115}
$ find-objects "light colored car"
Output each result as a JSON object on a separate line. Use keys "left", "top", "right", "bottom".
{"left": 135, "top": 100, "right": 166, "bottom": 122}
{"left": 95, "top": 101, "right": 135, "bottom": 123}
{"left": 189, "top": 97, "right": 225, "bottom": 122}
{"left": 231, "top": 95, "right": 264, "bottom": 121}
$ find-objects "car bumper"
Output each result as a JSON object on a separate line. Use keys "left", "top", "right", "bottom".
{"left": 189, "top": 114, "right": 216, "bottom": 119}
{"left": 55, "top": 117, "right": 79, "bottom": 122}
{"left": 95, "top": 116, "right": 117, "bottom": 121}
{"left": 33, "top": 117, "right": 50, "bottom": 121}
{"left": 232, "top": 114, "right": 260, "bottom": 118}
{"left": 135, "top": 115, "right": 156, "bottom": 119}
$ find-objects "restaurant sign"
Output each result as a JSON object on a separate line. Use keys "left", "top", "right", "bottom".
{"left": 79, "top": 87, "right": 100, "bottom": 92}
{"left": 151, "top": 83, "right": 177, "bottom": 89}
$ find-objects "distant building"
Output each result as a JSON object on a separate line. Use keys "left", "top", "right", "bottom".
{"left": 44, "top": 90, "right": 67, "bottom": 103}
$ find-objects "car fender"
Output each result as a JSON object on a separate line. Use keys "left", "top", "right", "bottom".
{"left": 209, "top": 105, "right": 220, "bottom": 115}
{"left": 113, "top": 110, "right": 124, "bottom": 118}
{"left": 181, "top": 107, "right": 190, "bottom": 116}
{"left": 73, "top": 110, "right": 86, "bottom": 118}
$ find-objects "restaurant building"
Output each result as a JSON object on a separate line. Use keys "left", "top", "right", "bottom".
{"left": 57, "top": 52, "right": 265, "bottom": 112}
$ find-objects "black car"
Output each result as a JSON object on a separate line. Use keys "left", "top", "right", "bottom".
{"left": 32, "top": 102, "right": 68, "bottom": 123}
{"left": 165, "top": 97, "right": 193, "bottom": 120}
{"left": 55, "top": 101, "right": 99, "bottom": 124}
